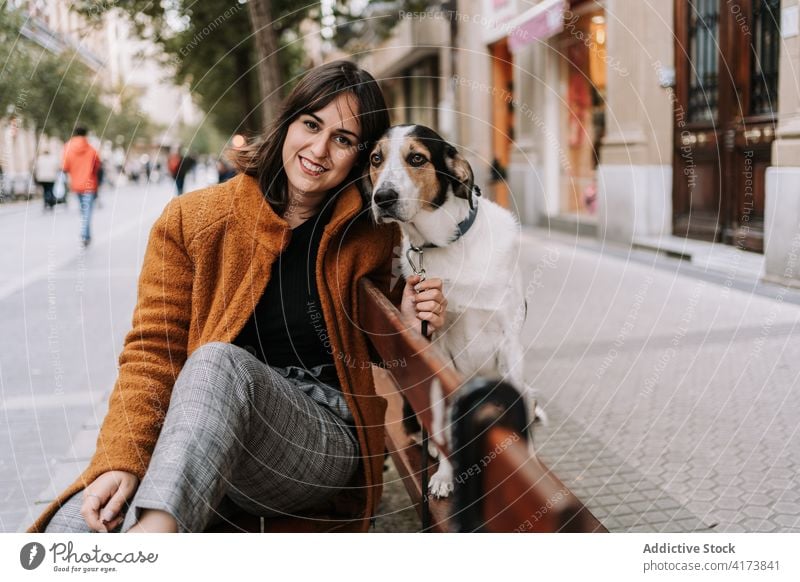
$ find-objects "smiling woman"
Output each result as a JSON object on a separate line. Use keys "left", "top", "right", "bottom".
{"left": 233, "top": 62, "right": 390, "bottom": 221}
{"left": 30, "top": 60, "right": 448, "bottom": 534}
{"left": 279, "top": 94, "right": 362, "bottom": 227}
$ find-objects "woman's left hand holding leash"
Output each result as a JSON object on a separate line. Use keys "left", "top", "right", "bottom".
{"left": 400, "top": 274, "right": 447, "bottom": 337}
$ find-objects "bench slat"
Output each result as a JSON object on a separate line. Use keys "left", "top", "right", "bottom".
{"left": 481, "top": 426, "right": 608, "bottom": 533}
{"left": 359, "top": 279, "right": 460, "bottom": 455}
{"left": 360, "top": 278, "right": 607, "bottom": 533}
{"left": 374, "top": 366, "right": 452, "bottom": 532}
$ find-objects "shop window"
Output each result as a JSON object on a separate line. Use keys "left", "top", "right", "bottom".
{"left": 558, "top": 7, "right": 606, "bottom": 215}
{"left": 749, "top": 0, "right": 780, "bottom": 116}
{"left": 687, "top": 0, "right": 719, "bottom": 122}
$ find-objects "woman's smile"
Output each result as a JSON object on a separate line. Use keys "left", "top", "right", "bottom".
{"left": 298, "top": 155, "right": 328, "bottom": 176}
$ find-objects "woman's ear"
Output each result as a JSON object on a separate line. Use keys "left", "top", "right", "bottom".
{"left": 445, "top": 144, "right": 477, "bottom": 209}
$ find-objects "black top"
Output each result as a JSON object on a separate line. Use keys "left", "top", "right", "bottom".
{"left": 232, "top": 199, "right": 338, "bottom": 382}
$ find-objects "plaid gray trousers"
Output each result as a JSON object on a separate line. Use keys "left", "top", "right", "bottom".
{"left": 45, "top": 342, "right": 360, "bottom": 533}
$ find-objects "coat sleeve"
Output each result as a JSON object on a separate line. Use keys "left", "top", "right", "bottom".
{"left": 86, "top": 198, "right": 193, "bottom": 480}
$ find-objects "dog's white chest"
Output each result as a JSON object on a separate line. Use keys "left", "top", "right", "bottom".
{"left": 400, "top": 208, "right": 520, "bottom": 312}
{"left": 399, "top": 206, "right": 525, "bottom": 382}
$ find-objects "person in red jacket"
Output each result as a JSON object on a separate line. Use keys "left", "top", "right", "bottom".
{"left": 62, "top": 126, "right": 100, "bottom": 247}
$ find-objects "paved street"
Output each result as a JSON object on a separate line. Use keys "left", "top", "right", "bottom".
{"left": 0, "top": 177, "right": 195, "bottom": 532}
{"left": 374, "top": 229, "right": 800, "bottom": 533}
{"left": 3, "top": 183, "right": 798, "bottom": 532}
{"left": 521, "top": 229, "right": 800, "bottom": 533}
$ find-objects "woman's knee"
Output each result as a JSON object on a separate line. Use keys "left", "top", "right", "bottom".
{"left": 184, "top": 342, "right": 247, "bottom": 371}
{"left": 167, "top": 342, "right": 281, "bottom": 442}
{"left": 177, "top": 343, "right": 255, "bottom": 398}
{"left": 179, "top": 342, "right": 292, "bottom": 407}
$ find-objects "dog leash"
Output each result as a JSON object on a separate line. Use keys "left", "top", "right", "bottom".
{"left": 406, "top": 243, "right": 434, "bottom": 530}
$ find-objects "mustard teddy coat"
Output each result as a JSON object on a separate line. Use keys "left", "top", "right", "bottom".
{"left": 28, "top": 173, "right": 403, "bottom": 533}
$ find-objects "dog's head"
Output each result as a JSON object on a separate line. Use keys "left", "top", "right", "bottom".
{"left": 361, "top": 124, "right": 480, "bottom": 224}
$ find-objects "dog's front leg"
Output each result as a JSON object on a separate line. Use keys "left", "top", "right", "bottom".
{"left": 428, "top": 457, "right": 455, "bottom": 498}
{"left": 497, "top": 333, "right": 526, "bottom": 387}
{"left": 500, "top": 335, "right": 548, "bottom": 428}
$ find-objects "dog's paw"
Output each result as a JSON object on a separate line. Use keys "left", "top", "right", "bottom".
{"left": 428, "top": 460, "right": 454, "bottom": 498}
{"left": 428, "top": 474, "right": 454, "bottom": 498}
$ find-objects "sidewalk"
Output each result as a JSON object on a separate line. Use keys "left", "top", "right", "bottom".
{"left": 375, "top": 227, "right": 798, "bottom": 532}
{"left": 518, "top": 227, "right": 800, "bottom": 532}
{"left": 1, "top": 177, "right": 198, "bottom": 532}
{"left": 7, "top": 193, "right": 799, "bottom": 532}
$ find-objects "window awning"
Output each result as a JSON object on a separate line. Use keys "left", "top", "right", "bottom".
{"left": 508, "top": 0, "right": 566, "bottom": 52}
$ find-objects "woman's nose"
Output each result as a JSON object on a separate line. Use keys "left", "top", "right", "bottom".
{"left": 308, "top": 134, "right": 329, "bottom": 161}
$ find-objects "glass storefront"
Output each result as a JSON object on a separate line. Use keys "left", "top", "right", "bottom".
{"left": 558, "top": 7, "right": 606, "bottom": 216}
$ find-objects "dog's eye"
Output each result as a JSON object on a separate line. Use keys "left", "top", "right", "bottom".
{"left": 370, "top": 153, "right": 382, "bottom": 166}
{"left": 409, "top": 153, "right": 427, "bottom": 167}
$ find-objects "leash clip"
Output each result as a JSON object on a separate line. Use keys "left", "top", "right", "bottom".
{"left": 406, "top": 244, "right": 426, "bottom": 282}
{"left": 406, "top": 243, "right": 431, "bottom": 339}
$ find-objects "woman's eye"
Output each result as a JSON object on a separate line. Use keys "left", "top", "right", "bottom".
{"left": 303, "top": 120, "right": 319, "bottom": 131}
{"left": 334, "top": 135, "right": 353, "bottom": 146}
{"left": 371, "top": 153, "right": 382, "bottom": 166}
{"left": 409, "top": 154, "right": 426, "bottom": 166}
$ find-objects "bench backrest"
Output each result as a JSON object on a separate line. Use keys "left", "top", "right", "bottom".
{"left": 360, "top": 278, "right": 607, "bottom": 533}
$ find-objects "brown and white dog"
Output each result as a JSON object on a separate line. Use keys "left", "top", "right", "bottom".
{"left": 363, "top": 124, "right": 543, "bottom": 498}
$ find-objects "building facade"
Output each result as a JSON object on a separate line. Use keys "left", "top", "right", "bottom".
{"left": 0, "top": 0, "right": 110, "bottom": 194}
{"left": 0, "top": 2, "right": 200, "bottom": 195}
{"left": 348, "top": 0, "right": 800, "bottom": 286}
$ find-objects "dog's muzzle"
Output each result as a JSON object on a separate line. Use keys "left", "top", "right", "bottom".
{"left": 373, "top": 186, "right": 399, "bottom": 218}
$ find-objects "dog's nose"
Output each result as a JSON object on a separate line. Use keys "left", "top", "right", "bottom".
{"left": 374, "top": 187, "right": 398, "bottom": 209}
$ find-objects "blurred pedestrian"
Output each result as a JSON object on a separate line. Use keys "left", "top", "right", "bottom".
{"left": 168, "top": 148, "right": 196, "bottom": 195}
{"left": 216, "top": 156, "right": 236, "bottom": 183}
{"left": 113, "top": 146, "right": 125, "bottom": 183}
{"left": 95, "top": 161, "right": 105, "bottom": 210}
{"left": 141, "top": 154, "right": 152, "bottom": 182}
{"left": 126, "top": 158, "right": 142, "bottom": 183}
{"left": 62, "top": 126, "right": 100, "bottom": 247}
{"left": 34, "top": 146, "right": 60, "bottom": 211}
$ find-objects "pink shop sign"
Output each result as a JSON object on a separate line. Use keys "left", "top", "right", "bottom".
{"left": 508, "top": 0, "right": 565, "bottom": 52}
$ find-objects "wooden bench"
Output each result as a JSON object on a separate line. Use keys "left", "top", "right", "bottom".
{"left": 359, "top": 278, "right": 607, "bottom": 533}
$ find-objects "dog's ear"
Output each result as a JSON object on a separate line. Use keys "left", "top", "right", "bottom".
{"left": 445, "top": 144, "right": 479, "bottom": 209}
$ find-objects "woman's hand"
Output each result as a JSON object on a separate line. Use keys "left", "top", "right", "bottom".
{"left": 80, "top": 470, "right": 139, "bottom": 532}
{"left": 400, "top": 275, "right": 447, "bottom": 336}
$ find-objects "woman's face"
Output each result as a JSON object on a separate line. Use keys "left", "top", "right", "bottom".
{"left": 282, "top": 92, "right": 362, "bottom": 198}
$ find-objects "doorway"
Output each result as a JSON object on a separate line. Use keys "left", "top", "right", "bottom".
{"left": 673, "top": 0, "right": 780, "bottom": 252}
{"left": 489, "top": 38, "right": 513, "bottom": 208}
{"left": 555, "top": 4, "right": 607, "bottom": 216}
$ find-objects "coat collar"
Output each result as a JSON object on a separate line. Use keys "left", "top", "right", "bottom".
{"left": 230, "top": 173, "right": 365, "bottom": 254}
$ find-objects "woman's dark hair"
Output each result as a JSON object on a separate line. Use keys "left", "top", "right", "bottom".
{"left": 233, "top": 60, "right": 389, "bottom": 216}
